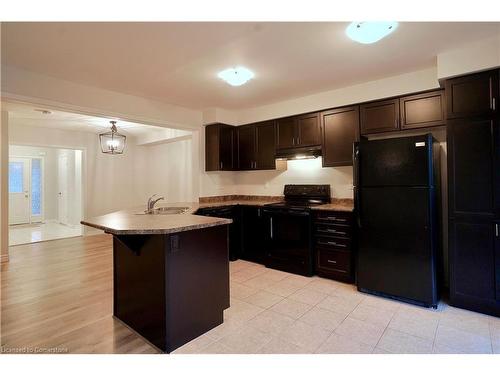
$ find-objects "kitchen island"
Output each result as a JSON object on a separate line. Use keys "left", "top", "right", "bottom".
{"left": 81, "top": 204, "right": 232, "bottom": 353}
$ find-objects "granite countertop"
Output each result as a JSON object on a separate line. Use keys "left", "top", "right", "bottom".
{"left": 310, "top": 199, "right": 354, "bottom": 212}
{"left": 199, "top": 195, "right": 354, "bottom": 212}
{"left": 81, "top": 202, "right": 232, "bottom": 235}
{"left": 81, "top": 196, "right": 354, "bottom": 235}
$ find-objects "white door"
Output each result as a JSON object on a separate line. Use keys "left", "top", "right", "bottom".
{"left": 9, "top": 157, "right": 31, "bottom": 225}
{"left": 58, "top": 154, "right": 69, "bottom": 225}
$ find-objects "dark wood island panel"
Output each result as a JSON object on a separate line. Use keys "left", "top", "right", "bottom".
{"left": 113, "top": 224, "right": 229, "bottom": 353}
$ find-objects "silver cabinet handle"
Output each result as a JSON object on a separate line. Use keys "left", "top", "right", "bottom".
{"left": 220, "top": 161, "right": 223, "bottom": 170}
{"left": 318, "top": 241, "right": 347, "bottom": 247}
{"left": 327, "top": 260, "right": 337, "bottom": 264}
{"left": 270, "top": 217, "right": 274, "bottom": 239}
{"left": 496, "top": 223, "right": 499, "bottom": 237}
{"left": 319, "top": 228, "right": 346, "bottom": 235}
{"left": 492, "top": 97, "right": 496, "bottom": 111}
{"left": 326, "top": 216, "right": 347, "bottom": 222}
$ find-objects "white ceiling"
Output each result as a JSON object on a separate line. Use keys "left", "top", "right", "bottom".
{"left": 4, "top": 101, "right": 169, "bottom": 136}
{"left": 2, "top": 22, "right": 499, "bottom": 110}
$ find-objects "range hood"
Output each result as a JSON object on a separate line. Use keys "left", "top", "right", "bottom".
{"left": 275, "top": 145, "right": 322, "bottom": 160}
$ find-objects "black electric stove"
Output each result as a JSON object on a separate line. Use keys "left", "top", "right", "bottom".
{"left": 262, "top": 185, "right": 331, "bottom": 276}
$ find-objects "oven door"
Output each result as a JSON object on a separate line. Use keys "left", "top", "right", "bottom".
{"left": 262, "top": 208, "right": 313, "bottom": 276}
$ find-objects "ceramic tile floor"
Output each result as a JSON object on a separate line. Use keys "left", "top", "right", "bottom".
{"left": 9, "top": 222, "right": 83, "bottom": 246}
{"left": 172, "top": 259, "right": 500, "bottom": 354}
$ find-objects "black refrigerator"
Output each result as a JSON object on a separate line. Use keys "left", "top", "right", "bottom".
{"left": 354, "top": 134, "right": 440, "bottom": 307}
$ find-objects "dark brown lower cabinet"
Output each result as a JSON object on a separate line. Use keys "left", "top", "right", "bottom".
{"left": 313, "top": 210, "right": 355, "bottom": 283}
{"left": 449, "top": 218, "right": 500, "bottom": 316}
{"left": 496, "top": 221, "right": 500, "bottom": 300}
{"left": 240, "top": 206, "right": 265, "bottom": 264}
{"left": 113, "top": 225, "right": 230, "bottom": 353}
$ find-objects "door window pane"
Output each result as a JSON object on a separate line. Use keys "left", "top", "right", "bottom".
{"left": 9, "top": 162, "right": 23, "bottom": 193}
{"left": 31, "top": 159, "right": 42, "bottom": 216}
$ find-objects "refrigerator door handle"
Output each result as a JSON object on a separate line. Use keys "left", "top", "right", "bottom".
{"left": 270, "top": 217, "right": 274, "bottom": 239}
{"left": 353, "top": 144, "right": 362, "bottom": 228}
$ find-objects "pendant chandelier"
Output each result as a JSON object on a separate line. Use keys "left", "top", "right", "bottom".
{"left": 99, "top": 120, "right": 126, "bottom": 154}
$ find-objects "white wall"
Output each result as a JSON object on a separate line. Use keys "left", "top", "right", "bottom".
{"left": 133, "top": 139, "right": 196, "bottom": 203}
{"left": 235, "top": 159, "right": 353, "bottom": 198}
{"left": 437, "top": 34, "right": 500, "bottom": 79}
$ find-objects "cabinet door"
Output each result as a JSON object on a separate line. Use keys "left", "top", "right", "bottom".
{"left": 496, "top": 222, "right": 500, "bottom": 300}
{"left": 240, "top": 206, "right": 265, "bottom": 263}
{"left": 255, "top": 121, "right": 276, "bottom": 170}
{"left": 450, "top": 219, "right": 495, "bottom": 302}
{"left": 446, "top": 70, "right": 499, "bottom": 119}
{"left": 237, "top": 125, "right": 256, "bottom": 170}
{"left": 276, "top": 117, "right": 296, "bottom": 149}
{"left": 400, "top": 90, "right": 445, "bottom": 130}
{"left": 296, "top": 113, "right": 321, "bottom": 147}
{"left": 321, "top": 106, "right": 359, "bottom": 167}
{"left": 448, "top": 118, "right": 496, "bottom": 217}
{"left": 360, "top": 98, "right": 400, "bottom": 135}
{"left": 205, "top": 124, "right": 220, "bottom": 171}
{"left": 219, "top": 126, "right": 235, "bottom": 170}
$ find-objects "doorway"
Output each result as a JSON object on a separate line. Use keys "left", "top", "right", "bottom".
{"left": 8, "top": 156, "right": 43, "bottom": 225}
{"left": 8, "top": 145, "right": 84, "bottom": 246}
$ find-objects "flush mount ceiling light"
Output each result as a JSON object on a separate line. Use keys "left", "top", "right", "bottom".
{"left": 217, "top": 66, "right": 255, "bottom": 86}
{"left": 345, "top": 22, "right": 398, "bottom": 44}
{"left": 99, "top": 120, "right": 126, "bottom": 154}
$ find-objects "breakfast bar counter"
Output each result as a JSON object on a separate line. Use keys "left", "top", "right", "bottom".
{"left": 81, "top": 203, "right": 232, "bottom": 353}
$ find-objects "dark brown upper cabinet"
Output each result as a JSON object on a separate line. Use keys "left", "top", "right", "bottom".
{"left": 400, "top": 90, "right": 445, "bottom": 130}
{"left": 237, "top": 121, "right": 276, "bottom": 171}
{"left": 255, "top": 121, "right": 276, "bottom": 170}
{"left": 276, "top": 117, "right": 296, "bottom": 149}
{"left": 360, "top": 98, "right": 400, "bottom": 135}
{"left": 321, "top": 106, "right": 359, "bottom": 167}
{"left": 445, "top": 69, "right": 499, "bottom": 119}
{"left": 237, "top": 125, "right": 256, "bottom": 170}
{"left": 205, "top": 123, "right": 236, "bottom": 171}
{"left": 276, "top": 113, "right": 321, "bottom": 149}
{"left": 296, "top": 113, "right": 321, "bottom": 147}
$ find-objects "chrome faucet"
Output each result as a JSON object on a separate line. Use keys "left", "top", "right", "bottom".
{"left": 146, "top": 194, "right": 165, "bottom": 213}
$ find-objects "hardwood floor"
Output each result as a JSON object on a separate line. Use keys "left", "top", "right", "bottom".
{"left": 1, "top": 234, "right": 159, "bottom": 354}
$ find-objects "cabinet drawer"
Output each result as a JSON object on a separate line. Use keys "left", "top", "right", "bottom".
{"left": 315, "top": 211, "right": 353, "bottom": 225}
{"left": 316, "top": 236, "right": 351, "bottom": 250}
{"left": 315, "top": 223, "right": 351, "bottom": 238}
{"left": 317, "top": 249, "right": 350, "bottom": 274}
